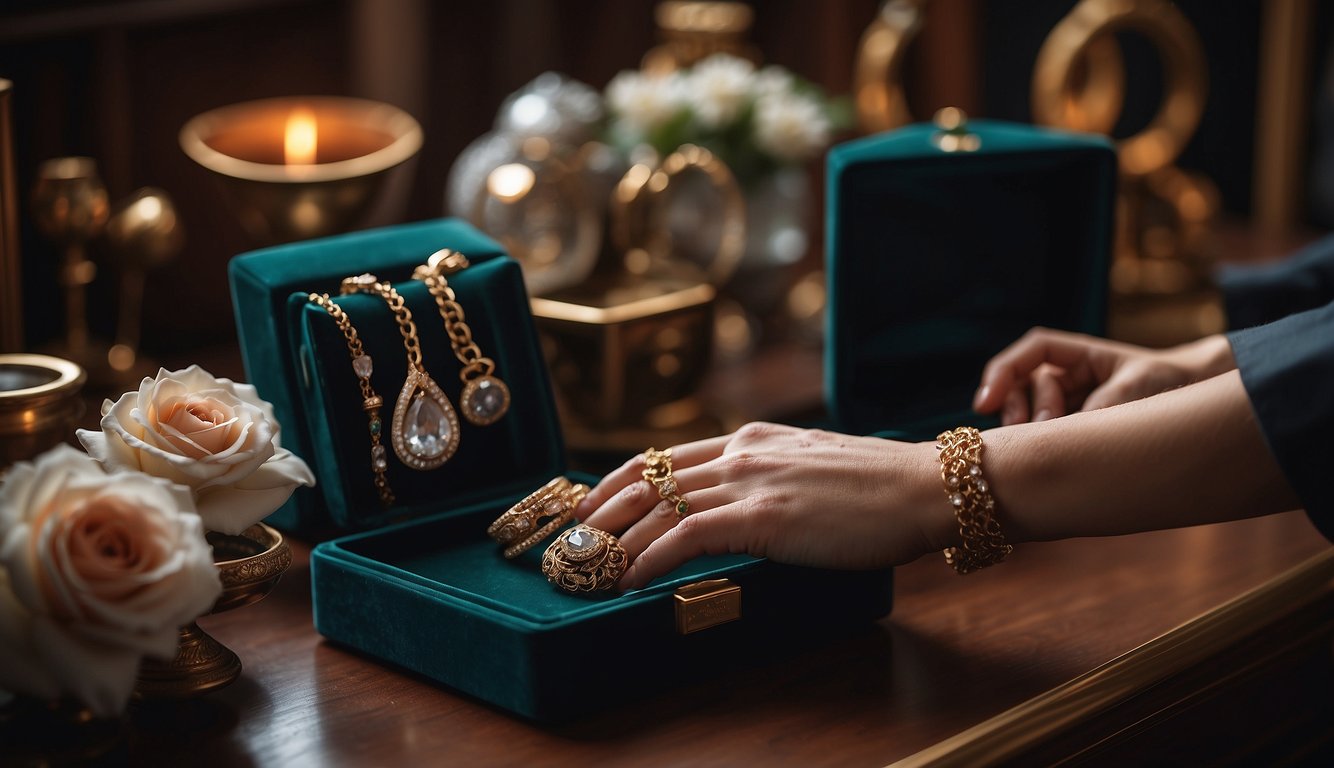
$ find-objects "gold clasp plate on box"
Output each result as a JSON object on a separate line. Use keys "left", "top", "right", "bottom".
{"left": 673, "top": 578, "right": 741, "bottom": 635}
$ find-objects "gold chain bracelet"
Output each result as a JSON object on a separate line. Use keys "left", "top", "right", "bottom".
{"left": 937, "top": 427, "right": 1012, "bottom": 574}
{"left": 341, "top": 273, "right": 460, "bottom": 471}
{"left": 412, "top": 249, "right": 511, "bottom": 426}
{"left": 307, "top": 293, "right": 395, "bottom": 507}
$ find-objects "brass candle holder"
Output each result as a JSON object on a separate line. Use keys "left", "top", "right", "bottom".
{"left": 180, "top": 96, "right": 422, "bottom": 244}
{"left": 104, "top": 188, "right": 184, "bottom": 379}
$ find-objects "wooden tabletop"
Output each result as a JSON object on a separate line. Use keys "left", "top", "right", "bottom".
{"left": 117, "top": 508, "right": 1327, "bottom": 767}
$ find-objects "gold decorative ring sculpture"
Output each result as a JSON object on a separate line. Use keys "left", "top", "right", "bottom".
{"left": 488, "top": 476, "right": 590, "bottom": 559}
{"left": 541, "top": 524, "right": 628, "bottom": 592}
{"left": 1032, "top": 0, "right": 1207, "bottom": 177}
{"left": 608, "top": 143, "right": 746, "bottom": 287}
{"left": 642, "top": 446, "right": 689, "bottom": 518}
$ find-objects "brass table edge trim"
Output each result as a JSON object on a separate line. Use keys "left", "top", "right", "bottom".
{"left": 886, "top": 548, "right": 1334, "bottom": 768}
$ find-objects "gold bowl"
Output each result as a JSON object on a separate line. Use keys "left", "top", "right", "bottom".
{"left": 0, "top": 353, "right": 86, "bottom": 471}
{"left": 180, "top": 96, "right": 422, "bottom": 243}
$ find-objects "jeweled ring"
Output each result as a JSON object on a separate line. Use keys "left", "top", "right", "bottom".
{"left": 641, "top": 446, "right": 689, "bottom": 518}
{"left": 488, "top": 476, "right": 589, "bottom": 559}
{"left": 540, "top": 525, "right": 628, "bottom": 592}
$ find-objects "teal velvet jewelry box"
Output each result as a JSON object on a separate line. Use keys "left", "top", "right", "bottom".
{"left": 228, "top": 218, "right": 894, "bottom": 722}
{"left": 825, "top": 119, "right": 1117, "bottom": 439}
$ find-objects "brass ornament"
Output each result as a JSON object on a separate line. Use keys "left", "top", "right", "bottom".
{"left": 541, "top": 524, "right": 628, "bottom": 592}
{"left": 854, "top": 0, "right": 925, "bottom": 134}
{"left": 608, "top": 143, "right": 746, "bottom": 288}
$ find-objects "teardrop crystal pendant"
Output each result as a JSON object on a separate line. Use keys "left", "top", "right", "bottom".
{"left": 390, "top": 368, "right": 460, "bottom": 470}
{"left": 459, "top": 374, "right": 511, "bottom": 426}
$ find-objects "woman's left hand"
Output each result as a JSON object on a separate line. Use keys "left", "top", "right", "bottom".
{"left": 576, "top": 422, "right": 946, "bottom": 591}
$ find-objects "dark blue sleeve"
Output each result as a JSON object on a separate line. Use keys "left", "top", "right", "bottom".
{"left": 1219, "top": 233, "right": 1334, "bottom": 330}
{"left": 1227, "top": 301, "right": 1334, "bottom": 541}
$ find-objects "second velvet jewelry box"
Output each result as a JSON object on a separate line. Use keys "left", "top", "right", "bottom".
{"left": 228, "top": 218, "right": 894, "bottom": 722}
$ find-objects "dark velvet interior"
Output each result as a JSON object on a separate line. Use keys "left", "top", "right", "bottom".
{"left": 825, "top": 120, "right": 1116, "bottom": 435}
{"left": 297, "top": 257, "right": 562, "bottom": 530}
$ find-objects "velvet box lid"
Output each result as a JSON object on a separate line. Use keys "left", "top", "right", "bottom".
{"left": 228, "top": 218, "right": 563, "bottom": 535}
{"left": 825, "top": 118, "right": 1116, "bottom": 439}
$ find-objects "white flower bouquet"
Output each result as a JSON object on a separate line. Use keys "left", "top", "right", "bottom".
{"left": 603, "top": 54, "right": 849, "bottom": 182}
{"left": 0, "top": 366, "right": 314, "bottom": 716}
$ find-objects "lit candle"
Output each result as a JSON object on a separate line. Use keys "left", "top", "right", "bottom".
{"left": 284, "top": 108, "right": 318, "bottom": 167}
{"left": 179, "top": 97, "right": 422, "bottom": 243}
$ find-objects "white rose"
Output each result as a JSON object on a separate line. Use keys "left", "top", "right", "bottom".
{"left": 0, "top": 445, "right": 221, "bottom": 716}
{"left": 753, "top": 90, "right": 832, "bottom": 163}
{"left": 684, "top": 54, "right": 755, "bottom": 129}
{"left": 77, "top": 365, "right": 314, "bottom": 535}
{"left": 753, "top": 65, "right": 796, "bottom": 100}
{"left": 606, "top": 69, "right": 688, "bottom": 141}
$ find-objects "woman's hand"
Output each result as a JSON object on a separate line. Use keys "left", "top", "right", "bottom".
{"left": 973, "top": 328, "right": 1235, "bottom": 425}
{"left": 576, "top": 423, "right": 948, "bottom": 591}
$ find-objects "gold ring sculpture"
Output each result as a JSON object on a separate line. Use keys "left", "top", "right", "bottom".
{"left": 341, "top": 273, "right": 460, "bottom": 470}
{"left": 412, "top": 248, "right": 512, "bottom": 427}
{"left": 1032, "top": 0, "right": 1207, "bottom": 177}
{"left": 608, "top": 143, "right": 745, "bottom": 287}
{"left": 642, "top": 446, "right": 689, "bottom": 518}
{"left": 488, "top": 476, "right": 590, "bottom": 559}
{"left": 541, "top": 524, "right": 628, "bottom": 592}
{"left": 853, "top": 0, "right": 924, "bottom": 134}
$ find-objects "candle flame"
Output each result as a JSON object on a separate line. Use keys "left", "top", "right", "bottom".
{"left": 284, "top": 108, "right": 318, "bottom": 165}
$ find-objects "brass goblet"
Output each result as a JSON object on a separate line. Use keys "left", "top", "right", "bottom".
{"left": 104, "top": 188, "right": 184, "bottom": 379}
{"left": 30, "top": 157, "right": 110, "bottom": 371}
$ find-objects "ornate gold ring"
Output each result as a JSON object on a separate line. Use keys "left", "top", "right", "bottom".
{"left": 642, "top": 446, "right": 689, "bottom": 518}
{"left": 488, "top": 476, "right": 589, "bottom": 559}
{"left": 541, "top": 525, "right": 628, "bottom": 592}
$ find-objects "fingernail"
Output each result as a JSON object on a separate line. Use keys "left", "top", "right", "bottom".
{"left": 973, "top": 385, "right": 990, "bottom": 409}
{"left": 1034, "top": 409, "right": 1051, "bottom": 422}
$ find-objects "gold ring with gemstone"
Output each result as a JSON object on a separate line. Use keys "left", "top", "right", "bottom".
{"left": 488, "top": 477, "right": 589, "bottom": 559}
{"left": 540, "top": 525, "right": 628, "bottom": 592}
{"left": 641, "top": 446, "right": 689, "bottom": 518}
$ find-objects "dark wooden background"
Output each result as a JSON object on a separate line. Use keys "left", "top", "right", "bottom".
{"left": 1, "top": 0, "right": 1330, "bottom": 356}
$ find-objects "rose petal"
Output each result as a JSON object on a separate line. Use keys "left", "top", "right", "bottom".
{"left": 0, "top": 572, "right": 62, "bottom": 702}
{"left": 31, "top": 617, "right": 150, "bottom": 718}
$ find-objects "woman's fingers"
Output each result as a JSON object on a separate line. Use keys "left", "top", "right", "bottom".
{"left": 579, "top": 461, "right": 723, "bottom": 535}
{"left": 1031, "top": 364, "right": 1067, "bottom": 422}
{"left": 618, "top": 500, "right": 754, "bottom": 591}
{"left": 975, "top": 328, "right": 1101, "bottom": 413}
{"left": 1001, "top": 385, "right": 1030, "bottom": 425}
{"left": 576, "top": 434, "right": 729, "bottom": 519}
{"left": 616, "top": 484, "right": 735, "bottom": 560}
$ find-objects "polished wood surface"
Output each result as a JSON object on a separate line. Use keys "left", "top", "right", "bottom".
{"left": 117, "top": 509, "right": 1327, "bottom": 767}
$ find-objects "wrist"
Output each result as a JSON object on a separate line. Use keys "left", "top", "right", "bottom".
{"left": 1173, "top": 334, "right": 1236, "bottom": 380}
{"left": 908, "top": 440, "right": 959, "bottom": 555}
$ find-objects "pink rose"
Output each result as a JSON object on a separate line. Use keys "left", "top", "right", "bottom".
{"left": 78, "top": 365, "right": 314, "bottom": 534}
{"left": 0, "top": 445, "right": 221, "bottom": 716}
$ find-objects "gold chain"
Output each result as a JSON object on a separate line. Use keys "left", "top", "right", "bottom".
{"left": 937, "top": 426, "right": 1011, "bottom": 574}
{"left": 308, "top": 293, "right": 394, "bottom": 507}
{"left": 420, "top": 274, "right": 494, "bottom": 379}
{"left": 375, "top": 283, "right": 424, "bottom": 370}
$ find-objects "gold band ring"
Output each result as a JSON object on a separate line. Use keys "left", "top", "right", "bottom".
{"left": 642, "top": 446, "right": 689, "bottom": 518}
{"left": 541, "top": 525, "right": 628, "bottom": 592}
{"left": 488, "top": 476, "right": 589, "bottom": 559}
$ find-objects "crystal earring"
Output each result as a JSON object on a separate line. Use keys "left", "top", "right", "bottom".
{"left": 412, "top": 249, "right": 511, "bottom": 426}
{"left": 341, "top": 273, "right": 460, "bottom": 471}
